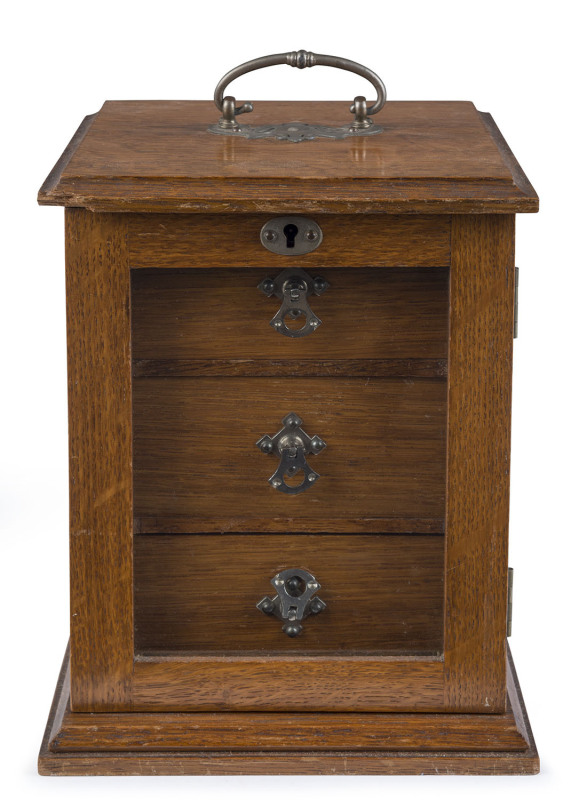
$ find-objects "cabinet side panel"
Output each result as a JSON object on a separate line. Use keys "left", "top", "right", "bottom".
{"left": 66, "top": 209, "right": 133, "bottom": 710}
{"left": 444, "top": 215, "right": 515, "bottom": 711}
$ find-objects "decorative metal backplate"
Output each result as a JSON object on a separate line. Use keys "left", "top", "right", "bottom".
{"left": 258, "top": 267, "right": 329, "bottom": 338}
{"left": 260, "top": 217, "right": 323, "bottom": 256}
{"left": 256, "top": 412, "right": 326, "bottom": 495}
{"left": 208, "top": 120, "right": 383, "bottom": 142}
{"left": 257, "top": 567, "right": 326, "bottom": 637}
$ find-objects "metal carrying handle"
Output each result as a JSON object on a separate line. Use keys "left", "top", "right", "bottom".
{"left": 214, "top": 49, "right": 386, "bottom": 130}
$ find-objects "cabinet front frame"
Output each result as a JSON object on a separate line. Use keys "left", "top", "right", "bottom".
{"left": 65, "top": 209, "right": 513, "bottom": 714}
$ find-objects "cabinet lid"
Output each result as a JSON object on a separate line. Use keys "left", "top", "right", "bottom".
{"left": 38, "top": 100, "right": 538, "bottom": 214}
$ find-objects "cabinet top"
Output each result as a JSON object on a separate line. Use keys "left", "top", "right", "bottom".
{"left": 38, "top": 101, "right": 538, "bottom": 214}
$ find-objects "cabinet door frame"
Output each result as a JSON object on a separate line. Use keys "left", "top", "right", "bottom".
{"left": 443, "top": 214, "right": 514, "bottom": 712}
{"left": 65, "top": 210, "right": 513, "bottom": 713}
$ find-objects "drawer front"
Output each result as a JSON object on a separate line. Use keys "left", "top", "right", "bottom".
{"left": 133, "top": 377, "right": 447, "bottom": 534}
{"left": 134, "top": 534, "right": 444, "bottom": 655}
{"left": 132, "top": 267, "right": 449, "bottom": 371}
{"left": 128, "top": 214, "right": 451, "bottom": 270}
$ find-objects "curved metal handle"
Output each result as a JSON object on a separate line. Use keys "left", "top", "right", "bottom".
{"left": 214, "top": 49, "right": 386, "bottom": 130}
{"left": 256, "top": 412, "right": 326, "bottom": 495}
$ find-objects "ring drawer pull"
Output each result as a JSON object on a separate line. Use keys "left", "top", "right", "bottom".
{"left": 209, "top": 49, "right": 386, "bottom": 141}
{"left": 256, "top": 412, "right": 326, "bottom": 495}
{"left": 258, "top": 267, "right": 329, "bottom": 339}
{"left": 257, "top": 568, "right": 326, "bottom": 637}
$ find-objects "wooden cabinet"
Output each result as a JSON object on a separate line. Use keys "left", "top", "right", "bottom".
{"left": 37, "top": 87, "right": 539, "bottom": 774}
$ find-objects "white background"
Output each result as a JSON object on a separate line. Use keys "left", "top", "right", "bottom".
{"left": 1, "top": 0, "right": 577, "bottom": 796}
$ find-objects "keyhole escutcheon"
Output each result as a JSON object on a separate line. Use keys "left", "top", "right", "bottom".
{"left": 260, "top": 217, "right": 323, "bottom": 256}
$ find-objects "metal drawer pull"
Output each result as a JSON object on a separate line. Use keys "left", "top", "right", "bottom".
{"left": 256, "top": 412, "right": 326, "bottom": 495}
{"left": 209, "top": 50, "right": 386, "bottom": 141}
{"left": 257, "top": 568, "right": 326, "bottom": 637}
{"left": 258, "top": 267, "right": 329, "bottom": 338}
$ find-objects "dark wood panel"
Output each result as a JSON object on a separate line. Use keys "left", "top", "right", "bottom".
{"left": 443, "top": 215, "right": 515, "bottom": 712}
{"left": 132, "top": 377, "right": 447, "bottom": 529}
{"left": 135, "top": 515, "right": 444, "bottom": 535}
{"left": 129, "top": 218, "right": 451, "bottom": 269}
{"left": 131, "top": 267, "right": 449, "bottom": 367}
{"left": 133, "top": 358, "right": 448, "bottom": 379}
{"left": 65, "top": 210, "right": 133, "bottom": 711}
{"left": 134, "top": 535, "right": 444, "bottom": 654}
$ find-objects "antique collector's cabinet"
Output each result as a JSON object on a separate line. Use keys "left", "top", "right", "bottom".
{"left": 37, "top": 52, "right": 539, "bottom": 775}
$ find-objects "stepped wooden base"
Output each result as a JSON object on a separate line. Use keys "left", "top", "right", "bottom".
{"left": 39, "top": 645, "right": 539, "bottom": 776}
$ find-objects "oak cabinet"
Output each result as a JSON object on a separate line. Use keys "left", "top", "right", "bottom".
{"left": 37, "top": 69, "right": 539, "bottom": 774}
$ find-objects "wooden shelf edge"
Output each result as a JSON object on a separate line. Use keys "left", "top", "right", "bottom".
{"left": 132, "top": 358, "right": 449, "bottom": 379}
{"left": 36, "top": 180, "right": 539, "bottom": 214}
{"left": 133, "top": 517, "right": 446, "bottom": 535}
{"left": 38, "top": 643, "right": 539, "bottom": 776}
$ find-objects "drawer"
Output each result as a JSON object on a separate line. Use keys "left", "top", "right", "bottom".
{"left": 133, "top": 377, "right": 447, "bottom": 534}
{"left": 132, "top": 267, "right": 449, "bottom": 372}
{"left": 134, "top": 534, "right": 444, "bottom": 656}
{"left": 128, "top": 214, "right": 451, "bottom": 269}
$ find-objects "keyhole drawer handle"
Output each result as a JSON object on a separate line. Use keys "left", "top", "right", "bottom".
{"left": 257, "top": 568, "right": 326, "bottom": 637}
{"left": 212, "top": 50, "right": 386, "bottom": 134}
{"left": 256, "top": 412, "right": 326, "bottom": 495}
{"left": 258, "top": 267, "right": 329, "bottom": 339}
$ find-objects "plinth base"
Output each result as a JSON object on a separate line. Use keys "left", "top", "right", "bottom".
{"left": 39, "top": 645, "right": 538, "bottom": 776}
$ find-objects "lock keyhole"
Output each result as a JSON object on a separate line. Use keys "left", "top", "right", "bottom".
{"left": 283, "top": 223, "right": 299, "bottom": 248}
{"left": 286, "top": 575, "right": 306, "bottom": 597}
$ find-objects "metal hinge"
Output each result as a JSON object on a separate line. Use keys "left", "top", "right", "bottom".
{"left": 507, "top": 567, "right": 514, "bottom": 637}
{"left": 514, "top": 267, "right": 519, "bottom": 338}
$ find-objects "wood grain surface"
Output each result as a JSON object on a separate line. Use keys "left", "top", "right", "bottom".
{"left": 135, "top": 515, "right": 445, "bottom": 535}
{"left": 131, "top": 657, "right": 443, "bottom": 712}
{"left": 39, "top": 751, "right": 540, "bottom": 777}
{"left": 133, "top": 359, "right": 448, "bottom": 379}
{"left": 52, "top": 652, "right": 526, "bottom": 751}
{"left": 134, "top": 534, "right": 444, "bottom": 654}
{"left": 131, "top": 267, "right": 449, "bottom": 368}
{"left": 443, "top": 215, "right": 515, "bottom": 712}
{"left": 132, "top": 377, "right": 447, "bottom": 531}
{"left": 65, "top": 209, "right": 134, "bottom": 711}
{"left": 39, "top": 645, "right": 539, "bottom": 774}
{"left": 51, "top": 707, "right": 528, "bottom": 753}
{"left": 38, "top": 101, "right": 538, "bottom": 213}
{"left": 38, "top": 114, "right": 96, "bottom": 199}
{"left": 128, "top": 215, "right": 451, "bottom": 269}
{"left": 38, "top": 94, "right": 542, "bottom": 773}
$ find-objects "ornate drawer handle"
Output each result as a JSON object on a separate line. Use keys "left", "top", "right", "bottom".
{"left": 257, "top": 568, "right": 326, "bottom": 637}
{"left": 258, "top": 267, "right": 329, "bottom": 338}
{"left": 256, "top": 412, "right": 326, "bottom": 495}
{"left": 209, "top": 50, "right": 386, "bottom": 140}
